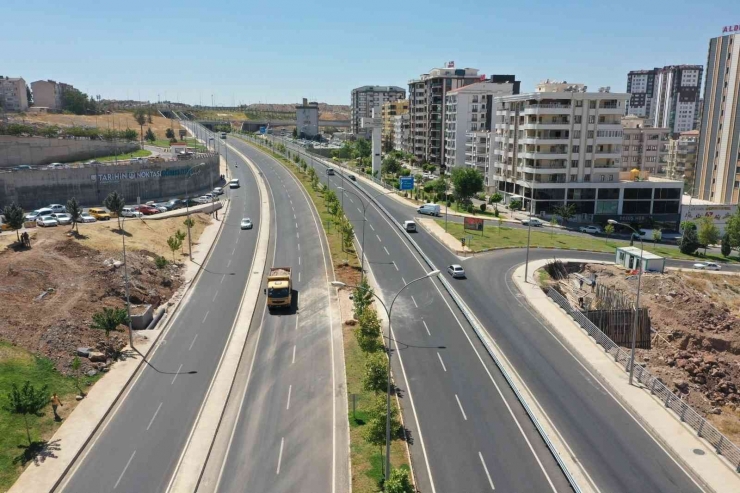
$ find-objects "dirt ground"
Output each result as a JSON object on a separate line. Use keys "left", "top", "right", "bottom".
{"left": 578, "top": 264, "right": 740, "bottom": 442}
{"left": 0, "top": 213, "right": 211, "bottom": 375}
{"left": 12, "top": 112, "right": 181, "bottom": 136}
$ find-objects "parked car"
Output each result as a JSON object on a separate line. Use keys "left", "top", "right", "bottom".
{"left": 240, "top": 218, "right": 253, "bottom": 230}
{"left": 47, "top": 163, "right": 66, "bottom": 169}
{"left": 182, "top": 198, "right": 200, "bottom": 207}
{"left": 121, "top": 207, "right": 143, "bottom": 218}
{"left": 152, "top": 203, "right": 170, "bottom": 212}
{"left": 25, "top": 208, "right": 54, "bottom": 222}
{"left": 52, "top": 213, "right": 72, "bottom": 225}
{"left": 447, "top": 264, "right": 466, "bottom": 278}
{"left": 212, "top": 187, "right": 224, "bottom": 196}
{"left": 165, "top": 199, "right": 184, "bottom": 210}
{"left": 48, "top": 204, "right": 66, "bottom": 213}
{"left": 521, "top": 217, "right": 543, "bottom": 227}
{"left": 36, "top": 215, "right": 59, "bottom": 227}
{"left": 579, "top": 225, "right": 602, "bottom": 234}
{"left": 88, "top": 208, "right": 111, "bottom": 220}
{"left": 79, "top": 212, "right": 97, "bottom": 223}
{"left": 12, "top": 165, "right": 32, "bottom": 171}
{"left": 693, "top": 262, "right": 721, "bottom": 271}
{"left": 137, "top": 205, "right": 160, "bottom": 215}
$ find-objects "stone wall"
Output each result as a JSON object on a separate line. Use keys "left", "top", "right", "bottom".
{"left": 0, "top": 136, "right": 140, "bottom": 168}
{"left": 0, "top": 154, "right": 220, "bottom": 210}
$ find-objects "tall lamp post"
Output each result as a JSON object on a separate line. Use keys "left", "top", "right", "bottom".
{"left": 331, "top": 269, "right": 440, "bottom": 486}
{"left": 336, "top": 187, "right": 395, "bottom": 280}
{"left": 523, "top": 187, "right": 536, "bottom": 283}
{"left": 608, "top": 219, "right": 644, "bottom": 386}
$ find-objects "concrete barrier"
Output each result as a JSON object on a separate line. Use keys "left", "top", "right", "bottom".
{"left": 0, "top": 135, "right": 140, "bottom": 167}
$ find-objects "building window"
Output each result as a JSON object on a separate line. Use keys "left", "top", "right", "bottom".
{"left": 571, "top": 160, "right": 578, "bottom": 167}
{"left": 570, "top": 174, "right": 577, "bottom": 182}
{"left": 589, "top": 101, "right": 596, "bottom": 109}
{"left": 574, "top": 130, "right": 581, "bottom": 138}
{"left": 600, "top": 175, "right": 605, "bottom": 182}
{"left": 584, "top": 174, "right": 591, "bottom": 181}
{"left": 588, "top": 115, "right": 595, "bottom": 124}
{"left": 575, "top": 100, "right": 583, "bottom": 107}
{"left": 586, "top": 145, "right": 593, "bottom": 153}
{"left": 575, "top": 116, "right": 582, "bottom": 124}
{"left": 586, "top": 160, "right": 592, "bottom": 167}
{"left": 587, "top": 131, "right": 594, "bottom": 139}
{"left": 572, "top": 145, "right": 580, "bottom": 153}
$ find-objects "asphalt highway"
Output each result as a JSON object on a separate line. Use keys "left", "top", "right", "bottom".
{"left": 57, "top": 131, "right": 262, "bottom": 492}
{"left": 279, "top": 137, "right": 708, "bottom": 493}
{"left": 196, "top": 131, "right": 349, "bottom": 493}
{"left": 260, "top": 136, "right": 573, "bottom": 493}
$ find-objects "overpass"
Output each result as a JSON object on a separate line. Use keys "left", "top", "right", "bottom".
{"left": 240, "top": 120, "right": 350, "bottom": 132}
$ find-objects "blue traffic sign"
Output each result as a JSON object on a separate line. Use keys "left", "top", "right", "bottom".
{"left": 399, "top": 176, "right": 414, "bottom": 191}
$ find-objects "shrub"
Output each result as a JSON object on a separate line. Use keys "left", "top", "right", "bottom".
{"left": 480, "top": 203, "right": 487, "bottom": 213}
{"left": 155, "top": 256, "right": 168, "bottom": 269}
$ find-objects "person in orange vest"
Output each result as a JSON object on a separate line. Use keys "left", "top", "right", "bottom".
{"left": 51, "top": 393, "right": 63, "bottom": 421}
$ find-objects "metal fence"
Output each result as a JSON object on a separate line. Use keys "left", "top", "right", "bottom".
{"left": 548, "top": 287, "right": 740, "bottom": 472}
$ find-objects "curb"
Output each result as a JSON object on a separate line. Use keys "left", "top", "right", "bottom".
{"left": 40, "top": 186, "right": 232, "bottom": 493}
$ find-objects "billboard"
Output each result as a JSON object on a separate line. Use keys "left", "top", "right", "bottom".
{"left": 399, "top": 176, "right": 414, "bottom": 191}
{"left": 464, "top": 217, "right": 484, "bottom": 231}
{"left": 681, "top": 203, "right": 738, "bottom": 233}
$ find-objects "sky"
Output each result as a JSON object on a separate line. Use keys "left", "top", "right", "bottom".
{"left": 2, "top": 0, "right": 737, "bottom": 106}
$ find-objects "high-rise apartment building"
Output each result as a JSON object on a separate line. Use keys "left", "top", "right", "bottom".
{"left": 695, "top": 33, "right": 740, "bottom": 203}
{"left": 667, "top": 130, "right": 699, "bottom": 182}
{"left": 350, "top": 86, "right": 405, "bottom": 137}
{"left": 392, "top": 114, "right": 410, "bottom": 152}
{"left": 444, "top": 76, "right": 520, "bottom": 171}
{"left": 0, "top": 76, "right": 29, "bottom": 112}
{"left": 408, "top": 65, "right": 482, "bottom": 169}
{"left": 620, "top": 116, "right": 670, "bottom": 175}
{"left": 381, "top": 100, "right": 409, "bottom": 150}
{"left": 626, "top": 65, "right": 703, "bottom": 134}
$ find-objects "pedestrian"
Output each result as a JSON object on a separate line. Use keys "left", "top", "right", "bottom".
{"left": 51, "top": 393, "right": 63, "bottom": 421}
{"left": 579, "top": 278, "right": 584, "bottom": 290}
{"left": 591, "top": 276, "right": 597, "bottom": 292}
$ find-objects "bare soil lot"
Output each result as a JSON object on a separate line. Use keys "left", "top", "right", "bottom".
{"left": 13, "top": 111, "right": 181, "bottom": 137}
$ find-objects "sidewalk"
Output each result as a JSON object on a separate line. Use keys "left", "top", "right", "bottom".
{"left": 9, "top": 193, "right": 231, "bottom": 493}
{"left": 514, "top": 258, "right": 740, "bottom": 493}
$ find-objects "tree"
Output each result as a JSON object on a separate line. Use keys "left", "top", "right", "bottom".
{"left": 61, "top": 88, "right": 96, "bottom": 115}
{"left": 292, "top": 128, "right": 298, "bottom": 138}
{"left": 651, "top": 228, "right": 662, "bottom": 244}
{"left": 722, "top": 232, "right": 732, "bottom": 257}
{"left": 354, "top": 139, "right": 371, "bottom": 159}
{"left": 167, "top": 234, "right": 182, "bottom": 261}
{"left": 340, "top": 218, "right": 354, "bottom": 252}
{"left": 104, "top": 191, "right": 125, "bottom": 230}
{"left": 123, "top": 128, "right": 138, "bottom": 141}
{"left": 91, "top": 307, "right": 129, "bottom": 339}
{"left": 726, "top": 210, "right": 740, "bottom": 252}
{"left": 604, "top": 223, "right": 615, "bottom": 244}
{"left": 144, "top": 127, "right": 156, "bottom": 142}
{"left": 355, "top": 308, "right": 382, "bottom": 353}
{"left": 679, "top": 224, "right": 701, "bottom": 255}
{"left": 175, "top": 229, "right": 187, "bottom": 253}
{"left": 165, "top": 128, "right": 175, "bottom": 139}
{"left": 489, "top": 192, "right": 503, "bottom": 212}
{"left": 71, "top": 355, "right": 85, "bottom": 397}
{"left": 479, "top": 203, "right": 487, "bottom": 213}
{"left": 509, "top": 199, "right": 522, "bottom": 211}
{"left": 353, "top": 277, "right": 374, "bottom": 319}
{"left": 382, "top": 155, "right": 401, "bottom": 176}
{"left": 4, "top": 381, "right": 50, "bottom": 447}
{"left": 363, "top": 352, "right": 388, "bottom": 393}
{"left": 26, "top": 85, "right": 33, "bottom": 106}
{"left": 363, "top": 395, "right": 401, "bottom": 471}
{"left": 2, "top": 203, "right": 25, "bottom": 242}
{"left": 450, "top": 167, "right": 484, "bottom": 206}
{"left": 386, "top": 468, "right": 414, "bottom": 493}
{"left": 552, "top": 203, "right": 576, "bottom": 224}
{"left": 133, "top": 109, "right": 147, "bottom": 143}
{"left": 66, "top": 197, "right": 82, "bottom": 232}
{"left": 183, "top": 217, "right": 195, "bottom": 229}
{"left": 697, "top": 216, "right": 720, "bottom": 255}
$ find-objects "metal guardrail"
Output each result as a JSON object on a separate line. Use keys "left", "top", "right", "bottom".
{"left": 547, "top": 287, "right": 740, "bottom": 472}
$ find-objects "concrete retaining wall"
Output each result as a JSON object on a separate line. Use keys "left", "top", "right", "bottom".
{"left": 0, "top": 136, "right": 140, "bottom": 168}
{"left": 0, "top": 155, "right": 220, "bottom": 210}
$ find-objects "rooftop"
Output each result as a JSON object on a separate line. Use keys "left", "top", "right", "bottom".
{"left": 352, "top": 85, "right": 405, "bottom": 93}
{"left": 617, "top": 246, "right": 664, "bottom": 261}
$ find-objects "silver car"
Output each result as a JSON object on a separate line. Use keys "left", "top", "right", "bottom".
{"left": 447, "top": 264, "right": 466, "bottom": 278}
{"left": 79, "top": 212, "right": 97, "bottom": 223}
{"left": 37, "top": 215, "right": 59, "bottom": 227}
{"left": 52, "top": 213, "right": 72, "bottom": 225}
{"left": 240, "top": 218, "right": 253, "bottom": 230}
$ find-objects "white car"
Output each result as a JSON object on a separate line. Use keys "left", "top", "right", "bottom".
{"left": 48, "top": 204, "right": 66, "bottom": 213}
{"left": 121, "top": 207, "right": 143, "bottom": 218}
{"left": 36, "top": 215, "right": 59, "bottom": 227}
{"left": 195, "top": 196, "right": 212, "bottom": 204}
{"left": 25, "top": 208, "right": 54, "bottom": 222}
{"left": 447, "top": 264, "right": 466, "bottom": 278}
{"left": 79, "top": 212, "right": 97, "bottom": 223}
{"left": 579, "top": 225, "right": 602, "bottom": 234}
{"left": 212, "top": 187, "right": 224, "bottom": 196}
{"left": 240, "top": 218, "right": 253, "bottom": 230}
{"left": 693, "top": 262, "right": 721, "bottom": 271}
{"left": 521, "top": 217, "right": 542, "bottom": 227}
{"left": 52, "top": 213, "right": 72, "bottom": 225}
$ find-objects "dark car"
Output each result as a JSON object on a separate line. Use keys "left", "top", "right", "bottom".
{"left": 166, "top": 199, "right": 185, "bottom": 210}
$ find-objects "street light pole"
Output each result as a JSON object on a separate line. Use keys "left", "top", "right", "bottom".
{"left": 331, "top": 269, "right": 440, "bottom": 486}
{"left": 523, "top": 176, "right": 537, "bottom": 283}
{"left": 121, "top": 217, "right": 134, "bottom": 348}
{"left": 608, "top": 219, "right": 644, "bottom": 385}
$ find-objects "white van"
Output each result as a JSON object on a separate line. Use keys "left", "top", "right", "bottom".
{"left": 229, "top": 178, "right": 240, "bottom": 189}
{"left": 404, "top": 220, "right": 417, "bottom": 232}
{"left": 417, "top": 203, "right": 441, "bottom": 216}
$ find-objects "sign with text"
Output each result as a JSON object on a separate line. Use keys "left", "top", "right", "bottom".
{"left": 723, "top": 25, "right": 740, "bottom": 34}
{"left": 399, "top": 176, "right": 414, "bottom": 191}
{"left": 361, "top": 117, "right": 382, "bottom": 129}
{"left": 464, "top": 217, "right": 484, "bottom": 231}
{"left": 681, "top": 203, "right": 738, "bottom": 233}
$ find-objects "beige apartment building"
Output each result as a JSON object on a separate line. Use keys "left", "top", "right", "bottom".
{"left": 31, "top": 80, "right": 67, "bottom": 110}
{"left": 666, "top": 130, "right": 699, "bottom": 182}
{"left": 621, "top": 115, "right": 670, "bottom": 176}
{"left": 0, "top": 76, "right": 29, "bottom": 112}
{"left": 381, "top": 100, "right": 409, "bottom": 150}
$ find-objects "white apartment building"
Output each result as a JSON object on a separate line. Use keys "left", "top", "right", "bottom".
{"left": 621, "top": 115, "right": 670, "bottom": 175}
{"left": 490, "top": 81, "right": 683, "bottom": 227}
{"left": 464, "top": 131, "right": 493, "bottom": 188}
{"left": 30, "top": 80, "right": 65, "bottom": 110}
{"left": 392, "top": 114, "right": 410, "bottom": 152}
{"left": 408, "top": 64, "right": 483, "bottom": 169}
{"left": 444, "top": 76, "right": 520, "bottom": 170}
{"left": 295, "top": 98, "right": 319, "bottom": 138}
{"left": 0, "top": 76, "right": 29, "bottom": 112}
{"left": 350, "top": 86, "right": 405, "bottom": 136}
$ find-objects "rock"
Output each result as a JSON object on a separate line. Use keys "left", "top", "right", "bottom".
{"left": 101, "top": 367, "right": 109, "bottom": 373}
{"left": 709, "top": 407, "right": 722, "bottom": 415}
{"left": 76, "top": 347, "right": 91, "bottom": 357}
{"left": 76, "top": 395, "right": 83, "bottom": 401}
{"left": 88, "top": 351, "right": 106, "bottom": 362}
{"left": 86, "top": 369, "right": 98, "bottom": 377}
{"left": 692, "top": 374, "right": 707, "bottom": 384}
{"left": 674, "top": 380, "right": 689, "bottom": 393}
{"left": 112, "top": 261, "right": 123, "bottom": 269}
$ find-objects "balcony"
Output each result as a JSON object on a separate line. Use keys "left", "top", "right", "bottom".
{"left": 524, "top": 103, "right": 572, "bottom": 115}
